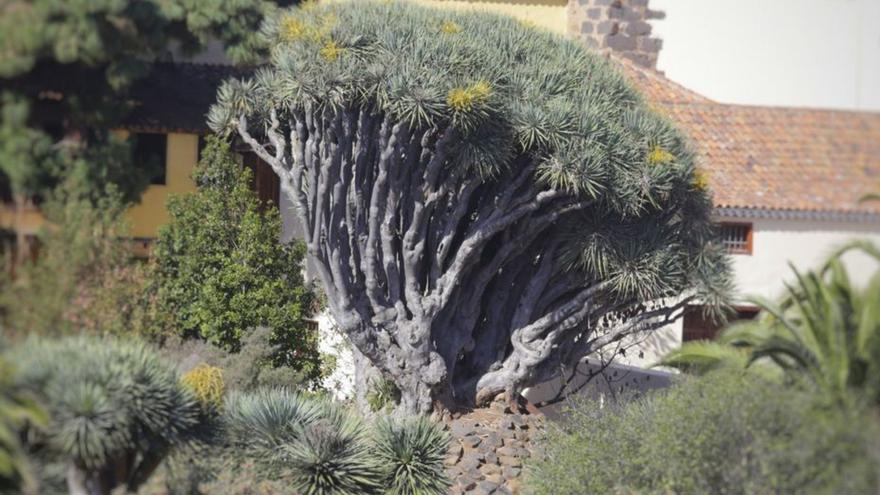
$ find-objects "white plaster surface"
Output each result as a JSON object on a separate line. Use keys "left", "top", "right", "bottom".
{"left": 624, "top": 217, "right": 880, "bottom": 368}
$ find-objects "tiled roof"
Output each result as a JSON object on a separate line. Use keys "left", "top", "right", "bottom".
{"left": 614, "top": 56, "right": 880, "bottom": 216}
{"left": 124, "top": 62, "right": 248, "bottom": 134}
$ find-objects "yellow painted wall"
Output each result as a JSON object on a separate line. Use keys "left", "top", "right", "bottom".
{"left": 410, "top": 0, "right": 568, "bottom": 35}
{"left": 0, "top": 207, "right": 44, "bottom": 236}
{"left": 0, "top": 132, "right": 198, "bottom": 240}
{"left": 126, "top": 133, "right": 199, "bottom": 238}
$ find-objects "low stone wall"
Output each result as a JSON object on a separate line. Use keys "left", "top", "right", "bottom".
{"left": 443, "top": 401, "right": 545, "bottom": 495}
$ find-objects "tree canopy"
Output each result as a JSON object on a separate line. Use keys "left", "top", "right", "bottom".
{"left": 0, "top": 0, "right": 279, "bottom": 204}
{"left": 211, "top": 0, "right": 732, "bottom": 413}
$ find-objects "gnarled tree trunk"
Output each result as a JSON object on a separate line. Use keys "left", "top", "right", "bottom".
{"left": 235, "top": 105, "right": 690, "bottom": 414}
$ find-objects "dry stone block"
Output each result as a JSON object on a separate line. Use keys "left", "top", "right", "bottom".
{"left": 498, "top": 455, "right": 522, "bottom": 468}
{"left": 444, "top": 409, "right": 545, "bottom": 494}
{"left": 502, "top": 466, "right": 521, "bottom": 479}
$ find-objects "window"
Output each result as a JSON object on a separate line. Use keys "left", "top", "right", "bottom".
{"left": 719, "top": 222, "right": 752, "bottom": 255}
{"left": 682, "top": 306, "right": 759, "bottom": 342}
{"left": 132, "top": 133, "right": 167, "bottom": 185}
{"left": 197, "top": 135, "right": 207, "bottom": 163}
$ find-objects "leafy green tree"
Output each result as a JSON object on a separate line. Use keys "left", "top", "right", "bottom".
{"left": 662, "top": 240, "right": 880, "bottom": 406}
{"left": 210, "top": 1, "right": 732, "bottom": 413}
{"left": 151, "top": 136, "right": 319, "bottom": 376}
{"left": 0, "top": 178, "right": 150, "bottom": 338}
{"left": 0, "top": 0, "right": 280, "bottom": 259}
{"left": 7, "top": 336, "right": 201, "bottom": 495}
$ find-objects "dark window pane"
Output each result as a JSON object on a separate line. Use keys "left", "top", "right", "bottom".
{"left": 133, "top": 133, "right": 167, "bottom": 185}
{"left": 197, "top": 135, "right": 207, "bottom": 164}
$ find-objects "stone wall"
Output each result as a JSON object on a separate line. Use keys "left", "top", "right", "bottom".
{"left": 567, "top": 0, "right": 665, "bottom": 68}
{"left": 443, "top": 400, "right": 546, "bottom": 495}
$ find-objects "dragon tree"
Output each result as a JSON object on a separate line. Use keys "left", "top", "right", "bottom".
{"left": 209, "top": 1, "right": 731, "bottom": 414}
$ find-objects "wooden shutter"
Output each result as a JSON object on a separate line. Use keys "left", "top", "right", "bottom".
{"left": 242, "top": 152, "right": 280, "bottom": 209}
{"left": 682, "top": 306, "right": 759, "bottom": 342}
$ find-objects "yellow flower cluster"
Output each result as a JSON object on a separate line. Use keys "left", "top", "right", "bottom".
{"left": 181, "top": 364, "right": 225, "bottom": 410}
{"left": 278, "top": 11, "right": 344, "bottom": 62}
{"left": 279, "top": 12, "right": 337, "bottom": 43}
{"left": 319, "top": 40, "right": 344, "bottom": 61}
{"left": 280, "top": 16, "right": 307, "bottom": 41}
{"left": 647, "top": 146, "right": 675, "bottom": 165}
{"left": 300, "top": 0, "right": 319, "bottom": 11}
{"left": 692, "top": 168, "right": 710, "bottom": 191}
{"left": 447, "top": 80, "right": 493, "bottom": 111}
{"left": 440, "top": 20, "right": 462, "bottom": 34}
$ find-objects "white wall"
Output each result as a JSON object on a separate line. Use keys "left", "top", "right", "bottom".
{"left": 650, "top": 0, "right": 880, "bottom": 111}
{"left": 726, "top": 216, "right": 880, "bottom": 301}
{"left": 615, "top": 216, "right": 880, "bottom": 369}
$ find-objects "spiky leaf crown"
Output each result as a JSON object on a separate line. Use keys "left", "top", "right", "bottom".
{"left": 209, "top": 0, "right": 731, "bottom": 307}
{"left": 9, "top": 337, "right": 199, "bottom": 468}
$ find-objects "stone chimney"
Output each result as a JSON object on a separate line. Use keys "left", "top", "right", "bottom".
{"left": 567, "top": 0, "right": 665, "bottom": 69}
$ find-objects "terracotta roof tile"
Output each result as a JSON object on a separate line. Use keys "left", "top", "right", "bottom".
{"left": 613, "top": 56, "right": 880, "bottom": 215}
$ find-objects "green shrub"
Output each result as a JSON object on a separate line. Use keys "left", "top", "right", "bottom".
{"left": 526, "top": 371, "right": 880, "bottom": 495}
{"left": 150, "top": 136, "right": 319, "bottom": 377}
{"left": 366, "top": 376, "right": 401, "bottom": 413}
{"left": 373, "top": 416, "right": 451, "bottom": 495}
{"left": 220, "top": 388, "right": 449, "bottom": 494}
{"left": 162, "top": 326, "right": 317, "bottom": 393}
{"left": 224, "top": 388, "right": 326, "bottom": 455}
{"left": 0, "top": 180, "right": 152, "bottom": 338}
{"left": 285, "top": 416, "right": 382, "bottom": 495}
{"left": 7, "top": 336, "right": 201, "bottom": 495}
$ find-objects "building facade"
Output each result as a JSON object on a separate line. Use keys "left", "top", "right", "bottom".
{"left": 0, "top": 62, "right": 278, "bottom": 256}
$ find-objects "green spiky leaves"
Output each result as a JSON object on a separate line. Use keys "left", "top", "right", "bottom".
{"left": 373, "top": 416, "right": 452, "bottom": 495}
{"left": 223, "top": 389, "right": 450, "bottom": 494}
{"left": 210, "top": 0, "right": 732, "bottom": 313}
{"left": 7, "top": 337, "right": 199, "bottom": 471}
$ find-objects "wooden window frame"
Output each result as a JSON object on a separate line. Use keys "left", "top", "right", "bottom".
{"left": 719, "top": 221, "right": 753, "bottom": 255}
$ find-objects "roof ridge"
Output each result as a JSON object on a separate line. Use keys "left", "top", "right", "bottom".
{"left": 609, "top": 53, "right": 713, "bottom": 105}
{"left": 701, "top": 101, "right": 880, "bottom": 118}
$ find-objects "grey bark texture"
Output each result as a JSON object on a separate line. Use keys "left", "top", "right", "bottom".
{"left": 236, "top": 105, "right": 689, "bottom": 414}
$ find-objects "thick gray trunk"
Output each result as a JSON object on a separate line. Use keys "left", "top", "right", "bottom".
{"left": 235, "top": 107, "right": 694, "bottom": 413}
{"left": 351, "top": 345, "right": 382, "bottom": 415}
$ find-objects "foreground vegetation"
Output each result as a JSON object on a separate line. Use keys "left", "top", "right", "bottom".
{"left": 1, "top": 336, "right": 450, "bottom": 495}
{"left": 663, "top": 241, "right": 880, "bottom": 407}
{"left": 527, "top": 370, "right": 880, "bottom": 494}
{"left": 527, "top": 244, "right": 880, "bottom": 494}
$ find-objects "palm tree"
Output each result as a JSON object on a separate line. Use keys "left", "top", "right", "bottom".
{"left": 661, "top": 240, "right": 880, "bottom": 406}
